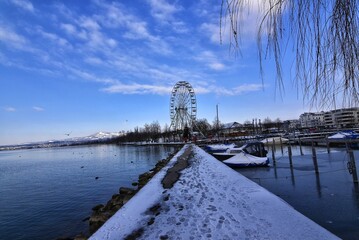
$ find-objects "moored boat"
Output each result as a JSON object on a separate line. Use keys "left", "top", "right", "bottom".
{"left": 204, "top": 143, "right": 237, "bottom": 153}
{"left": 223, "top": 152, "right": 270, "bottom": 168}
{"left": 261, "top": 136, "right": 289, "bottom": 145}
{"left": 222, "top": 142, "right": 269, "bottom": 168}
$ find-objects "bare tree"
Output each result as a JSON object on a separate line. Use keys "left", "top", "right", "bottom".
{"left": 221, "top": 0, "right": 359, "bottom": 109}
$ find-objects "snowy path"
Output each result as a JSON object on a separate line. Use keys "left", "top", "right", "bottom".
{"left": 90, "top": 144, "right": 339, "bottom": 240}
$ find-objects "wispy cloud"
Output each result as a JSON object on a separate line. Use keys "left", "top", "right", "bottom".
{"left": 94, "top": 1, "right": 172, "bottom": 54}
{"left": 10, "top": 0, "right": 34, "bottom": 12}
{"left": 146, "top": 0, "right": 188, "bottom": 33}
{"left": 3, "top": 107, "right": 16, "bottom": 112}
{"left": 103, "top": 81, "right": 264, "bottom": 96}
{"left": 195, "top": 83, "right": 265, "bottom": 96}
{"left": 33, "top": 106, "right": 45, "bottom": 112}
{"left": 36, "top": 27, "right": 71, "bottom": 48}
{"left": 0, "top": 25, "right": 27, "bottom": 48}
{"left": 194, "top": 51, "right": 226, "bottom": 71}
{"left": 147, "top": 0, "right": 181, "bottom": 21}
{"left": 102, "top": 82, "right": 172, "bottom": 95}
{"left": 233, "top": 84, "right": 264, "bottom": 94}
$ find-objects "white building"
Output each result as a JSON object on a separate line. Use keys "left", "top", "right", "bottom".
{"left": 299, "top": 112, "right": 324, "bottom": 128}
{"left": 324, "top": 108, "right": 359, "bottom": 128}
{"left": 300, "top": 108, "right": 359, "bottom": 129}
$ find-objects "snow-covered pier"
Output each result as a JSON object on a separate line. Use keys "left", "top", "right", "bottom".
{"left": 90, "top": 144, "right": 339, "bottom": 240}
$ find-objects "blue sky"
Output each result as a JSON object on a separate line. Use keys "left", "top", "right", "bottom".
{"left": 0, "top": 0, "right": 309, "bottom": 145}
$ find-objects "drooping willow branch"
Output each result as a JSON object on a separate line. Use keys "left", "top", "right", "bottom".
{"left": 221, "top": 0, "right": 359, "bottom": 109}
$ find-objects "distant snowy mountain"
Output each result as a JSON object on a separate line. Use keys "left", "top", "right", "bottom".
{"left": 0, "top": 132, "right": 123, "bottom": 151}
{"left": 66, "top": 131, "right": 122, "bottom": 142}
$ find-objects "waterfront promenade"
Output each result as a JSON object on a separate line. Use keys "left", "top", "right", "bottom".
{"left": 90, "top": 144, "right": 339, "bottom": 240}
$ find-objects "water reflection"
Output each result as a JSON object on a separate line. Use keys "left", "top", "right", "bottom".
{"left": 236, "top": 145, "right": 359, "bottom": 239}
{"left": 315, "top": 174, "right": 322, "bottom": 198}
{"left": 0, "top": 144, "right": 177, "bottom": 240}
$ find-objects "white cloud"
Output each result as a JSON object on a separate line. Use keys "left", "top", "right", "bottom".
{"left": 3, "top": 107, "right": 16, "bottom": 112}
{"left": 209, "top": 62, "right": 225, "bottom": 71}
{"left": 60, "top": 23, "right": 87, "bottom": 40}
{"left": 147, "top": 0, "right": 182, "bottom": 21}
{"left": 102, "top": 82, "right": 172, "bottom": 95}
{"left": 102, "top": 81, "right": 264, "bottom": 96}
{"left": 36, "top": 27, "right": 70, "bottom": 47}
{"left": 11, "top": 0, "right": 34, "bottom": 12}
{"left": 195, "top": 83, "right": 264, "bottom": 96}
{"left": 79, "top": 17, "right": 101, "bottom": 31}
{"left": 84, "top": 57, "right": 104, "bottom": 65}
{"left": 233, "top": 84, "right": 264, "bottom": 94}
{"left": 92, "top": 1, "right": 172, "bottom": 54}
{"left": 200, "top": 23, "right": 222, "bottom": 44}
{"left": 33, "top": 106, "right": 44, "bottom": 112}
{"left": 194, "top": 51, "right": 226, "bottom": 71}
{"left": 0, "top": 25, "right": 27, "bottom": 48}
{"left": 60, "top": 23, "right": 76, "bottom": 35}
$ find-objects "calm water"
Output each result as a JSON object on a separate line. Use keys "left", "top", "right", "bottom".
{"left": 237, "top": 145, "right": 359, "bottom": 240}
{"left": 0, "top": 144, "right": 177, "bottom": 240}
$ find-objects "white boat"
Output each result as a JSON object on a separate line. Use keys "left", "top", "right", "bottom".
{"left": 261, "top": 137, "right": 289, "bottom": 145}
{"left": 221, "top": 142, "right": 269, "bottom": 167}
{"left": 212, "top": 147, "right": 245, "bottom": 161}
{"left": 223, "top": 152, "right": 269, "bottom": 168}
{"left": 328, "top": 130, "right": 359, "bottom": 139}
{"left": 204, "top": 143, "right": 237, "bottom": 153}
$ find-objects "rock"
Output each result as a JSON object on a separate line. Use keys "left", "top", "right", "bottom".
{"left": 74, "top": 233, "right": 88, "bottom": 240}
{"left": 89, "top": 213, "right": 110, "bottom": 234}
{"left": 119, "top": 187, "right": 135, "bottom": 195}
{"left": 92, "top": 204, "right": 104, "bottom": 211}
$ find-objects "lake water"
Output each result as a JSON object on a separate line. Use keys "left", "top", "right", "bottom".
{"left": 2, "top": 143, "right": 358, "bottom": 239}
{"left": 0, "top": 144, "right": 178, "bottom": 240}
{"left": 236, "top": 145, "right": 359, "bottom": 240}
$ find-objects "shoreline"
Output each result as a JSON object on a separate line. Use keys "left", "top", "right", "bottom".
{"left": 58, "top": 148, "right": 181, "bottom": 240}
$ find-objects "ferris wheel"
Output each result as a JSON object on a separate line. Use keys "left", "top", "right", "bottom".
{"left": 170, "top": 81, "right": 197, "bottom": 131}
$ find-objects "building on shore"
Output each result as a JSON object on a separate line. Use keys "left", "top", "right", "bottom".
{"left": 300, "top": 107, "right": 359, "bottom": 129}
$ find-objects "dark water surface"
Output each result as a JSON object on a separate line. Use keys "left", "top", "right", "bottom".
{"left": 0, "top": 144, "right": 177, "bottom": 240}
{"left": 236, "top": 145, "right": 359, "bottom": 240}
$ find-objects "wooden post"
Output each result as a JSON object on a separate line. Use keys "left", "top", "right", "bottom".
{"left": 298, "top": 137, "right": 303, "bottom": 155}
{"left": 280, "top": 137, "right": 283, "bottom": 155}
{"left": 311, "top": 142, "right": 319, "bottom": 174}
{"left": 347, "top": 144, "right": 358, "bottom": 184}
{"left": 272, "top": 138, "right": 276, "bottom": 152}
{"left": 326, "top": 137, "right": 330, "bottom": 154}
{"left": 288, "top": 144, "right": 293, "bottom": 166}
{"left": 271, "top": 144, "right": 276, "bottom": 164}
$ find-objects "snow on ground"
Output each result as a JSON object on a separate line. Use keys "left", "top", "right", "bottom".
{"left": 90, "top": 144, "right": 339, "bottom": 240}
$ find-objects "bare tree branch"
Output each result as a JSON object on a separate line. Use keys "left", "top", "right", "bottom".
{"left": 221, "top": 0, "right": 359, "bottom": 109}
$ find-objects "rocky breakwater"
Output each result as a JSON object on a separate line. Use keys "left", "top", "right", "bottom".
{"left": 88, "top": 151, "right": 177, "bottom": 235}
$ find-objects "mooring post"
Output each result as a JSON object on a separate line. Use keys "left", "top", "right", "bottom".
{"left": 272, "top": 138, "right": 276, "bottom": 152}
{"left": 298, "top": 137, "right": 303, "bottom": 155}
{"left": 271, "top": 144, "right": 276, "bottom": 164}
{"left": 288, "top": 144, "right": 293, "bottom": 166}
{"left": 326, "top": 137, "right": 330, "bottom": 154}
{"left": 311, "top": 142, "right": 319, "bottom": 174}
{"left": 280, "top": 137, "right": 283, "bottom": 155}
{"left": 346, "top": 143, "right": 358, "bottom": 184}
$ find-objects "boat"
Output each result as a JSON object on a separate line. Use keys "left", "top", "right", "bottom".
{"left": 327, "top": 130, "right": 359, "bottom": 148}
{"left": 261, "top": 136, "right": 289, "bottom": 145}
{"left": 328, "top": 130, "right": 359, "bottom": 140}
{"left": 212, "top": 147, "right": 246, "bottom": 161}
{"left": 222, "top": 142, "right": 269, "bottom": 168}
{"left": 204, "top": 143, "right": 237, "bottom": 153}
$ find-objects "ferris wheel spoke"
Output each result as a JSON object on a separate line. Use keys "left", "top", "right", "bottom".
{"left": 170, "top": 81, "right": 197, "bottom": 132}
